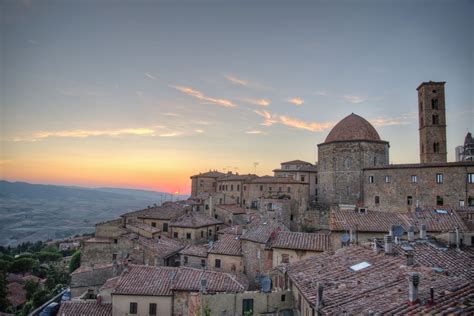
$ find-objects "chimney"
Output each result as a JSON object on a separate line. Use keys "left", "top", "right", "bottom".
{"left": 408, "top": 272, "right": 420, "bottom": 304}
{"left": 455, "top": 226, "right": 461, "bottom": 249}
{"left": 349, "top": 227, "right": 358, "bottom": 244}
{"left": 419, "top": 224, "right": 427, "bottom": 239}
{"left": 389, "top": 225, "right": 396, "bottom": 237}
{"left": 384, "top": 235, "right": 393, "bottom": 254}
{"left": 316, "top": 282, "right": 323, "bottom": 310}
{"left": 407, "top": 225, "right": 415, "bottom": 242}
{"left": 406, "top": 251, "right": 414, "bottom": 266}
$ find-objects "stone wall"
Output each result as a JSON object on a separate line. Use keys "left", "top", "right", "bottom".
{"left": 170, "top": 225, "right": 218, "bottom": 245}
{"left": 317, "top": 140, "right": 389, "bottom": 207}
{"left": 112, "top": 294, "right": 172, "bottom": 316}
{"left": 95, "top": 219, "right": 125, "bottom": 238}
{"left": 208, "top": 253, "right": 244, "bottom": 273}
{"left": 191, "top": 176, "right": 218, "bottom": 197}
{"left": 180, "top": 254, "right": 207, "bottom": 269}
{"left": 363, "top": 163, "right": 474, "bottom": 212}
{"left": 241, "top": 240, "right": 273, "bottom": 289}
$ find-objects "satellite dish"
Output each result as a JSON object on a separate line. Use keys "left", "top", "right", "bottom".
{"left": 261, "top": 276, "right": 272, "bottom": 293}
{"left": 392, "top": 225, "right": 405, "bottom": 237}
{"left": 341, "top": 233, "right": 350, "bottom": 243}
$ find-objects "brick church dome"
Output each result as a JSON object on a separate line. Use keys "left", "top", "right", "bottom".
{"left": 324, "top": 113, "right": 381, "bottom": 143}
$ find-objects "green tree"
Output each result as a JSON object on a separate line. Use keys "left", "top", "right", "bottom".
{"left": 32, "top": 289, "right": 50, "bottom": 308}
{"left": 19, "top": 301, "right": 34, "bottom": 316}
{"left": 69, "top": 250, "right": 81, "bottom": 273}
{"left": 8, "top": 258, "right": 38, "bottom": 273}
{"left": 35, "top": 251, "right": 62, "bottom": 263}
{"left": 0, "top": 270, "right": 9, "bottom": 312}
{"left": 24, "top": 279, "right": 40, "bottom": 300}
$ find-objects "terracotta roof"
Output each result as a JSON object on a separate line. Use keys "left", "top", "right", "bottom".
{"left": 329, "top": 208, "right": 468, "bottom": 233}
{"left": 208, "top": 234, "right": 242, "bottom": 256}
{"left": 136, "top": 235, "right": 184, "bottom": 258}
{"left": 218, "top": 225, "right": 243, "bottom": 235}
{"left": 324, "top": 113, "right": 382, "bottom": 144}
{"left": 272, "top": 232, "right": 331, "bottom": 251}
{"left": 127, "top": 222, "right": 161, "bottom": 234}
{"left": 179, "top": 244, "right": 209, "bottom": 258}
{"left": 170, "top": 211, "right": 222, "bottom": 228}
{"left": 112, "top": 265, "right": 247, "bottom": 295}
{"left": 113, "top": 265, "right": 176, "bottom": 296}
{"left": 126, "top": 203, "right": 187, "bottom": 220}
{"left": 217, "top": 174, "right": 258, "bottom": 181}
{"left": 364, "top": 160, "right": 474, "bottom": 170}
{"left": 281, "top": 241, "right": 472, "bottom": 315}
{"left": 171, "top": 267, "right": 248, "bottom": 293}
{"left": 58, "top": 301, "right": 112, "bottom": 316}
{"left": 7, "top": 282, "right": 26, "bottom": 307}
{"left": 241, "top": 218, "right": 288, "bottom": 244}
{"left": 100, "top": 276, "right": 121, "bottom": 291}
{"left": 215, "top": 204, "right": 246, "bottom": 215}
{"left": 71, "top": 263, "right": 114, "bottom": 275}
{"left": 281, "top": 160, "right": 312, "bottom": 165}
{"left": 190, "top": 170, "right": 226, "bottom": 178}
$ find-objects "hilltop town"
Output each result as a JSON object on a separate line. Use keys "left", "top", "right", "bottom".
{"left": 53, "top": 82, "right": 473, "bottom": 315}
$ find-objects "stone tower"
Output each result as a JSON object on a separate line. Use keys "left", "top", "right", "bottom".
{"left": 417, "top": 81, "right": 447, "bottom": 163}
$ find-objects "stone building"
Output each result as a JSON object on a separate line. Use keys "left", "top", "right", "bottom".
{"left": 190, "top": 170, "right": 225, "bottom": 197}
{"left": 271, "top": 231, "right": 331, "bottom": 267}
{"left": 208, "top": 234, "right": 244, "bottom": 273}
{"left": 214, "top": 204, "right": 248, "bottom": 226}
{"left": 317, "top": 113, "right": 390, "bottom": 207}
{"left": 179, "top": 244, "right": 208, "bottom": 269}
{"left": 169, "top": 210, "right": 222, "bottom": 244}
{"left": 273, "top": 160, "right": 318, "bottom": 200}
{"left": 216, "top": 173, "right": 259, "bottom": 206}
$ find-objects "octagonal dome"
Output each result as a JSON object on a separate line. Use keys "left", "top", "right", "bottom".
{"left": 324, "top": 113, "right": 381, "bottom": 143}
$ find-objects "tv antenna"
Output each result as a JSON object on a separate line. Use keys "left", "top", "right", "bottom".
{"left": 253, "top": 162, "right": 259, "bottom": 174}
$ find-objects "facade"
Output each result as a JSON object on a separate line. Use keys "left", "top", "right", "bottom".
{"left": 179, "top": 244, "right": 208, "bottom": 269}
{"left": 216, "top": 173, "right": 259, "bottom": 207}
{"left": 208, "top": 234, "right": 244, "bottom": 273}
{"left": 317, "top": 113, "right": 390, "bottom": 207}
{"left": 273, "top": 160, "right": 318, "bottom": 200}
{"left": 417, "top": 81, "right": 447, "bottom": 163}
{"left": 169, "top": 210, "right": 222, "bottom": 244}
{"left": 190, "top": 170, "right": 225, "bottom": 197}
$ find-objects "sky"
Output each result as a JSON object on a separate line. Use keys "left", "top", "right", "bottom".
{"left": 1, "top": 0, "right": 473, "bottom": 194}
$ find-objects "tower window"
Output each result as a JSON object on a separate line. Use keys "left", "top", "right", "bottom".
{"left": 407, "top": 196, "right": 413, "bottom": 206}
{"left": 436, "top": 173, "right": 443, "bottom": 184}
{"left": 411, "top": 175, "right": 417, "bottom": 183}
{"left": 432, "top": 89, "right": 437, "bottom": 93}
{"left": 375, "top": 196, "right": 380, "bottom": 205}
{"left": 436, "top": 196, "right": 444, "bottom": 206}
{"left": 433, "top": 142, "right": 440, "bottom": 153}
{"left": 368, "top": 176, "right": 374, "bottom": 183}
{"left": 431, "top": 98, "right": 438, "bottom": 110}
{"left": 432, "top": 114, "right": 439, "bottom": 125}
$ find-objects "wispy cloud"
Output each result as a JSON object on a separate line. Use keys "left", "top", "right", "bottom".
{"left": 315, "top": 90, "right": 328, "bottom": 96}
{"left": 344, "top": 95, "right": 367, "bottom": 104}
{"left": 287, "top": 97, "right": 304, "bottom": 106}
{"left": 225, "top": 74, "right": 248, "bottom": 86}
{"left": 12, "top": 128, "right": 158, "bottom": 142}
{"left": 195, "top": 129, "right": 204, "bottom": 133}
{"left": 171, "top": 85, "right": 236, "bottom": 108}
{"left": 369, "top": 114, "right": 416, "bottom": 127}
{"left": 158, "top": 132, "right": 180, "bottom": 137}
{"left": 241, "top": 98, "right": 271, "bottom": 107}
{"left": 145, "top": 73, "right": 157, "bottom": 80}
{"left": 254, "top": 110, "right": 333, "bottom": 132}
{"left": 245, "top": 130, "right": 265, "bottom": 135}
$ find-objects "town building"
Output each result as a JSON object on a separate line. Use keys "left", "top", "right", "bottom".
{"left": 169, "top": 210, "right": 222, "bottom": 244}
{"left": 208, "top": 234, "right": 243, "bottom": 273}
{"left": 190, "top": 170, "right": 225, "bottom": 197}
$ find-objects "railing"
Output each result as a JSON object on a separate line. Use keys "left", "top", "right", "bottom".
{"left": 28, "top": 289, "right": 67, "bottom": 316}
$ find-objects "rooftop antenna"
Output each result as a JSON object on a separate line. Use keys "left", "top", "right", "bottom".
{"left": 253, "top": 162, "right": 259, "bottom": 174}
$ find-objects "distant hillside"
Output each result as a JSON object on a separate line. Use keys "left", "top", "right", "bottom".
{"left": 0, "top": 180, "right": 188, "bottom": 246}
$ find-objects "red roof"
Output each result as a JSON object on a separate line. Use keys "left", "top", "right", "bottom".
{"left": 208, "top": 234, "right": 242, "bottom": 256}
{"left": 272, "top": 231, "right": 331, "bottom": 251}
{"left": 58, "top": 301, "right": 112, "bottom": 316}
{"left": 179, "top": 244, "right": 209, "bottom": 257}
{"left": 7, "top": 282, "right": 26, "bottom": 307}
{"left": 170, "top": 211, "right": 222, "bottom": 228}
{"left": 215, "top": 204, "right": 246, "bottom": 215}
{"left": 324, "top": 113, "right": 382, "bottom": 143}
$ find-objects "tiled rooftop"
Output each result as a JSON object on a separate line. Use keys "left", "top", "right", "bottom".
{"left": 112, "top": 265, "right": 248, "bottom": 296}
{"left": 208, "top": 234, "right": 242, "bottom": 256}
{"left": 126, "top": 222, "right": 161, "bottom": 234}
{"left": 218, "top": 225, "right": 243, "bottom": 235}
{"left": 329, "top": 207, "right": 468, "bottom": 233}
{"left": 190, "top": 170, "right": 226, "bottom": 178}
{"left": 58, "top": 301, "right": 112, "bottom": 316}
{"left": 323, "top": 113, "right": 382, "bottom": 143}
{"left": 272, "top": 231, "right": 330, "bottom": 252}
{"left": 122, "top": 202, "right": 187, "bottom": 220}
{"left": 241, "top": 218, "right": 288, "bottom": 244}
{"left": 279, "top": 241, "right": 473, "bottom": 315}
{"left": 135, "top": 235, "right": 184, "bottom": 258}
{"left": 170, "top": 211, "right": 222, "bottom": 228}
{"left": 71, "top": 263, "right": 114, "bottom": 275}
{"left": 217, "top": 174, "right": 258, "bottom": 181}
{"left": 179, "top": 244, "right": 209, "bottom": 258}
{"left": 215, "top": 204, "right": 246, "bottom": 215}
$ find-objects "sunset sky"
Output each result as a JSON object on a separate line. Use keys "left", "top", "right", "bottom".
{"left": 1, "top": 0, "right": 473, "bottom": 194}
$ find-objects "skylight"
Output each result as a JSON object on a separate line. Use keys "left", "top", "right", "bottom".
{"left": 435, "top": 209, "right": 448, "bottom": 214}
{"left": 350, "top": 261, "right": 371, "bottom": 271}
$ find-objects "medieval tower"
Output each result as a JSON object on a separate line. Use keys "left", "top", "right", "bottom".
{"left": 417, "top": 81, "right": 447, "bottom": 163}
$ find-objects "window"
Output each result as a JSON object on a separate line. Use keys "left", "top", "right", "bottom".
{"left": 205, "top": 204, "right": 209, "bottom": 210}
{"left": 113, "top": 239, "right": 118, "bottom": 244}
{"left": 407, "top": 196, "right": 413, "bottom": 206}
{"left": 163, "top": 223, "right": 168, "bottom": 232}
{"left": 433, "top": 142, "right": 440, "bottom": 153}
{"left": 281, "top": 254, "right": 289, "bottom": 263}
{"left": 173, "top": 232, "right": 178, "bottom": 238}
{"left": 269, "top": 187, "right": 272, "bottom": 191}
{"left": 184, "top": 256, "right": 188, "bottom": 264}
{"left": 237, "top": 185, "right": 240, "bottom": 191}
{"left": 374, "top": 157, "right": 377, "bottom": 166}
{"left": 432, "top": 89, "right": 437, "bottom": 94}
{"left": 260, "top": 185, "right": 263, "bottom": 191}
{"left": 468, "top": 173, "right": 474, "bottom": 184}
{"left": 315, "top": 188, "right": 318, "bottom": 196}
{"left": 278, "top": 187, "right": 282, "bottom": 192}
{"left": 151, "top": 222, "right": 156, "bottom": 227}
{"left": 201, "top": 259, "right": 206, "bottom": 268}
{"left": 231, "top": 185, "right": 234, "bottom": 191}
{"left": 436, "top": 196, "right": 444, "bottom": 206}
{"left": 368, "top": 176, "right": 374, "bottom": 183}
{"left": 186, "top": 233, "right": 191, "bottom": 239}
{"left": 281, "top": 294, "right": 286, "bottom": 302}
{"left": 129, "top": 302, "right": 138, "bottom": 314}
{"left": 300, "top": 175, "right": 305, "bottom": 182}
{"left": 219, "top": 198, "right": 223, "bottom": 204}
{"left": 315, "top": 177, "right": 318, "bottom": 184}
{"left": 290, "top": 214, "right": 294, "bottom": 221}
{"left": 243, "top": 299, "right": 254, "bottom": 315}
{"left": 411, "top": 175, "right": 417, "bottom": 183}
{"left": 112, "top": 254, "right": 117, "bottom": 260}
{"left": 287, "top": 187, "right": 291, "bottom": 193}
{"left": 201, "top": 231, "right": 204, "bottom": 238}
{"left": 384, "top": 176, "right": 391, "bottom": 183}
{"left": 149, "top": 303, "right": 157, "bottom": 316}
{"left": 431, "top": 98, "right": 439, "bottom": 109}
{"left": 209, "top": 229, "right": 213, "bottom": 237}
{"left": 436, "top": 173, "right": 443, "bottom": 184}
{"left": 459, "top": 200, "right": 465, "bottom": 207}
{"left": 215, "top": 259, "right": 221, "bottom": 268}
{"left": 469, "top": 196, "right": 474, "bottom": 207}
{"left": 219, "top": 185, "right": 222, "bottom": 191}
{"left": 432, "top": 114, "right": 439, "bottom": 125}
{"left": 243, "top": 185, "right": 246, "bottom": 191}
{"left": 375, "top": 196, "right": 380, "bottom": 205}
{"left": 421, "top": 144, "right": 424, "bottom": 154}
